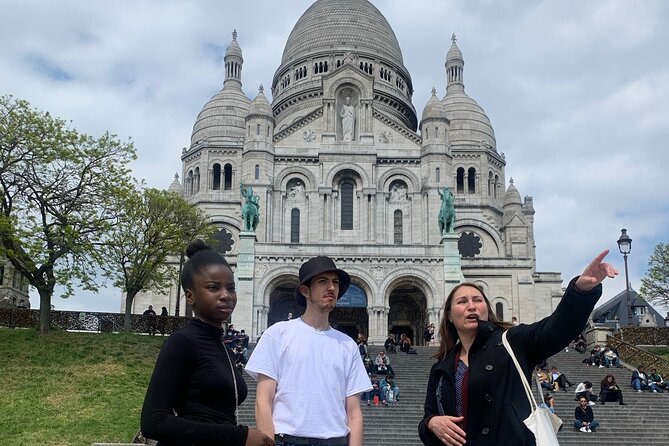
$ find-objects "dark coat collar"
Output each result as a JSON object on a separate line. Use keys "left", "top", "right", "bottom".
{"left": 434, "top": 319, "right": 501, "bottom": 373}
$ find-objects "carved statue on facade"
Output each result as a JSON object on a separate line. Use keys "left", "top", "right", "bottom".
{"left": 340, "top": 96, "right": 355, "bottom": 141}
{"left": 438, "top": 187, "right": 456, "bottom": 234}
{"left": 240, "top": 183, "right": 260, "bottom": 231}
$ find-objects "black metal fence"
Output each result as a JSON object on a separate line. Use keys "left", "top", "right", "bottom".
{"left": 0, "top": 307, "right": 190, "bottom": 335}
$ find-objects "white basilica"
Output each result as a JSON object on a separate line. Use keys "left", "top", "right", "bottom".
{"left": 133, "top": 0, "right": 564, "bottom": 344}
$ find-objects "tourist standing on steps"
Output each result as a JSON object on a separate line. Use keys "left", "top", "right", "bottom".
{"left": 419, "top": 250, "right": 618, "bottom": 446}
{"left": 140, "top": 239, "right": 274, "bottom": 446}
{"left": 246, "top": 256, "right": 372, "bottom": 446}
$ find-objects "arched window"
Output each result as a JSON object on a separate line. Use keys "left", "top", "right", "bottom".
{"left": 194, "top": 167, "right": 200, "bottom": 193}
{"left": 256, "top": 124, "right": 261, "bottom": 136}
{"left": 494, "top": 174, "right": 500, "bottom": 199}
{"left": 394, "top": 210, "right": 403, "bottom": 245}
{"left": 291, "top": 208, "right": 300, "bottom": 243}
{"left": 187, "top": 170, "right": 194, "bottom": 195}
{"left": 468, "top": 167, "right": 476, "bottom": 194}
{"left": 435, "top": 127, "right": 439, "bottom": 139}
{"left": 435, "top": 167, "right": 441, "bottom": 183}
{"left": 488, "top": 171, "right": 493, "bottom": 197}
{"left": 456, "top": 167, "right": 465, "bottom": 194}
{"left": 255, "top": 164, "right": 260, "bottom": 180}
{"left": 212, "top": 163, "right": 221, "bottom": 190}
{"left": 495, "top": 302, "right": 504, "bottom": 321}
{"left": 224, "top": 164, "right": 232, "bottom": 190}
{"left": 340, "top": 180, "right": 354, "bottom": 230}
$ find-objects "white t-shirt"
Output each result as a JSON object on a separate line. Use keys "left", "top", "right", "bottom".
{"left": 246, "top": 318, "right": 372, "bottom": 439}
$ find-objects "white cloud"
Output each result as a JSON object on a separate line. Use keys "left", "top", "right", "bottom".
{"left": 0, "top": 0, "right": 666, "bottom": 311}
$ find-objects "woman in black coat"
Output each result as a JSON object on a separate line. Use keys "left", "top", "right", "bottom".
{"left": 418, "top": 250, "right": 617, "bottom": 446}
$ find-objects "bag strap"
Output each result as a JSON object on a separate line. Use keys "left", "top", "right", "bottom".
{"left": 501, "top": 330, "right": 540, "bottom": 410}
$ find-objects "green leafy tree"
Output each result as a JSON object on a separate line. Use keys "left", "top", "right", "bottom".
{"left": 0, "top": 95, "right": 136, "bottom": 334}
{"left": 98, "top": 187, "right": 213, "bottom": 331}
{"left": 640, "top": 242, "right": 669, "bottom": 308}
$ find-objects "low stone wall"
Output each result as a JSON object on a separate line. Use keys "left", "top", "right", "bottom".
{"left": 0, "top": 307, "right": 189, "bottom": 335}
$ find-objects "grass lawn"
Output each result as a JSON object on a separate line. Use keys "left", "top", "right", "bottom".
{"left": 0, "top": 327, "right": 164, "bottom": 446}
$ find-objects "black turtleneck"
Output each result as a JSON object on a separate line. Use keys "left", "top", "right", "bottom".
{"left": 141, "top": 318, "right": 248, "bottom": 446}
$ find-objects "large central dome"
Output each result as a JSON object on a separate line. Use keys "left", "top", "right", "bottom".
{"left": 281, "top": 0, "right": 404, "bottom": 67}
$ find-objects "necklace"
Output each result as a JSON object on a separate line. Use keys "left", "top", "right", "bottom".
{"left": 222, "top": 341, "right": 239, "bottom": 423}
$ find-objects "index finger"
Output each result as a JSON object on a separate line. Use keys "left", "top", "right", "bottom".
{"left": 590, "top": 249, "right": 610, "bottom": 265}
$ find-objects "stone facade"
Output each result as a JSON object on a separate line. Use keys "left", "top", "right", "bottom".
{"left": 130, "top": 0, "right": 563, "bottom": 345}
{"left": 0, "top": 259, "right": 30, "bottom": 309}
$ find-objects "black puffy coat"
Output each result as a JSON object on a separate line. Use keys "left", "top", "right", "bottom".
{"left": 419, "top": 278, "right": 601, "bottom": 446}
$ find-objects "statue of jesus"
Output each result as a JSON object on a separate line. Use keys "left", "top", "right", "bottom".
{"left": 340, "top": 96, "right": 355, "bottom": 141}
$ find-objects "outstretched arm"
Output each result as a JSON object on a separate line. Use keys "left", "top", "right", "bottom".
{"left": 575, "top": 249, "right": 618, "bottom": 292}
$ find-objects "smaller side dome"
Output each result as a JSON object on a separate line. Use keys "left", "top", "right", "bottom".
{"left": 168, "top": 173, "right": 184, "bottom": 196}
{"left": 503, "top": 178, "right": 522, "bottom": 208}
{"left": 247, "top": 85, "right": 273, "bottom": 119}
{"left": 421, "top": 87, "right": 447, "bottom": 122}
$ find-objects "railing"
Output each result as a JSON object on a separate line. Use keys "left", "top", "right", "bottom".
{"left": 606, "top": 334, "right": 669, "bottom": 377}
{"left": 0, "top": 308, "right": 190, "bottom": 335}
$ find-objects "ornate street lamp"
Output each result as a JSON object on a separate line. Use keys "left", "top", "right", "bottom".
{"left": 616, "top": 229, "right": 632, "bottom": 326}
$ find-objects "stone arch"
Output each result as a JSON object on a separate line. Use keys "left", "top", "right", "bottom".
{"left": 274, "top": 165, "right": 317, "bottom": 191}
{"left": 380, "top": 268, "right": 439, "bottom": 310}
{"left": 325, "top": 163, "right": 370, "bottom": 187}
{"left": 490, "top": 295, "right": 511, "bottom": 322}
{"left": 382, "top": 273, "right": 436, "bottom": 346}
{"left": 455, "top": 219, "right": 504, "bottom": 257}
{"left": 261, "top": 271, "right": 303, "bottom": 327}
{"left": 377, "top": 168, "right": 420, "bottom": 192}
{"left": 323, "top": 71, "right": 372, "bottom": 99}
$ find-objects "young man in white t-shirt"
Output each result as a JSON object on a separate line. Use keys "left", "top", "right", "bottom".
{"left": 246, "top": 256, "right": 372, "bottom": 446}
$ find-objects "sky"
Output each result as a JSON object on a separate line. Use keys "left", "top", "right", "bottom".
{"left": 1, "top": 0, "right": 668, "bottom": 316}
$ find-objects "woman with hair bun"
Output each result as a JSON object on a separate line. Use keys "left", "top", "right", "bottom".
{"left": 141, "top": 239, "right": 274, "bottom": 446}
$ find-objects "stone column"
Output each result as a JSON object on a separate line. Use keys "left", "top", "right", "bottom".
{"left": 236, "top": 230, "right": 256, "bottom": 338}
{"left": 442, "top": 232, "right": 464, "bottom": 302}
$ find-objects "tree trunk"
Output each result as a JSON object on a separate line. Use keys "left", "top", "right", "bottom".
{"left": 124, "top": 292, "right": 137, "bottom": 332}
{"left": 38, "top": 288, "right": 52, "bottom": 335}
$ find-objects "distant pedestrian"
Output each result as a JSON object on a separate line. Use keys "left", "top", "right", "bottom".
{"left": 143, "top": 305, "right": 157, "bottom": 336}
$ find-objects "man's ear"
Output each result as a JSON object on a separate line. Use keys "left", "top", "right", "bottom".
{"left": 299, "top": 284, "right": 310, "bottom": 298}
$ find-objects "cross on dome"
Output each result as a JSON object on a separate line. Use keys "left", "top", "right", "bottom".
{"left": 451, "top": 33, "right": 457, "bottom": 44}
{"left": 232, "top": 29, "right": 238, "bottom": 40}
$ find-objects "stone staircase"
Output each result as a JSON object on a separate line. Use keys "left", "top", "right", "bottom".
{"left": 548, "top": 348, "right": 669, "bottom": 445}
{"left": 237, "top": 344, "right": 669, "bottom": 445}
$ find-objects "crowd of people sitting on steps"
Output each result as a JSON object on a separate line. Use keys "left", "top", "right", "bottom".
{"left": 357, "top": 332, "right": 419, "bottom": 407}
{"left": 532, "top": 332, "right": 669, "bottom": 435}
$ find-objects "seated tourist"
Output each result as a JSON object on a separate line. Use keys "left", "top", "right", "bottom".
{"left": 602, "top": 346, "right": 622, "bottom": 368}
{"left": 631, "top": 365, "right": 659, "bottom": 392}
{"left": 380, "top": 374, "right": 400, "bottom": 405}
{"left": 599, "top": 374, "right": 626, "bottom": 405}
{"left": 574, "top": 381, "right": 597, "bottom": 404}
{"left": 384, "top": 334, "right": 397, "bottom": 354}
{"left": 574, "top": 396, "right": 600, "bottom": 432}
{"left": 363, "top": 353, "right": 374, "bottom": 374}
{"left": 588, "top": 345, "right": 604, "bottom": 367}
{"left": 232, "top": 341, "right": 247, "bottom": 368}
{"left": 374, "top": 350, "right": 395, "bottom": 375}
{"left": 399, "top": 333, "right": 412, "bottom": 353}
{"left": 535, "top": 366, "right": 553, "bottom": 390}
{"left": 649, "top": 368, "right": 669, "bottom": 392}
{"left": 361, "top": 375, "right": 381, "bottom": 406}
{"left": 540, "top": 393, "right": 556, "bottom": 414}
{"left": 573, "top": 333, "right": 587, "bottom": 354}
{"left": 550, "top": 366, "right": 573, "bottom": 391}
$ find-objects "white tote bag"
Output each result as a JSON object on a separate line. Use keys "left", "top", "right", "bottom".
{"left": 502, "top": 331, "right": 562, "bottom": 445}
